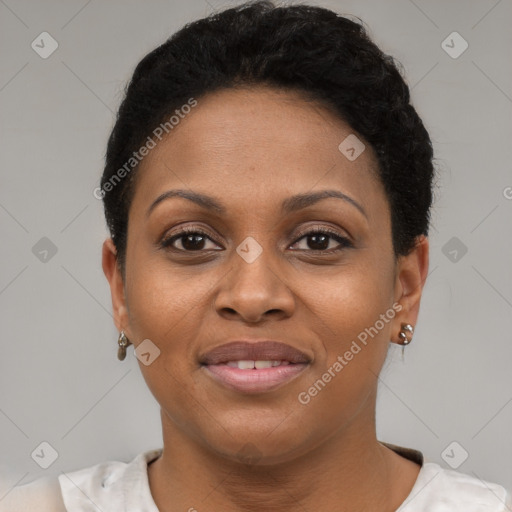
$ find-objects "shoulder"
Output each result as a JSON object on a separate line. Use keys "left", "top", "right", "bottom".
{"left": 57, "top": 449, "right": 162, "bottom": 511}
{"left": 0, "top": 475, "right": 66, "bottom": 512}
{"left": 398, "top": 462, "right": 512, "bottom": 511}
{"left": 0, "top": 449, "right": 162, "bottom": 512}
{"left": 57, "top": 454, "right": 129, "bottom": 504}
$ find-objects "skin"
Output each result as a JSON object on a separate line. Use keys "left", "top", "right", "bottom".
{"left": 102, "top": 86, "right": 429, "bottom": 512}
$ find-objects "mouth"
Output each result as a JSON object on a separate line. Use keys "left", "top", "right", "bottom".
{"left": 199, "top": 340, "right": 311, "bottom": 394}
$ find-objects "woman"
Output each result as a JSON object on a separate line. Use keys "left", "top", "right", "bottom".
{"left": 6, "top": 1, "right": 511, "bottom": 510}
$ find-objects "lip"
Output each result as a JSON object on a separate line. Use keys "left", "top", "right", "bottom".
{"left": 199, "top": 340, "right": 312, "bottom": 394}
{"left": 199, "top": 340, "right": 311, "bottom": 365}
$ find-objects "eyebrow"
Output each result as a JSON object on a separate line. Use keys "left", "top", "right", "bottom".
{"left": 146, "top": 188, "right": 367, "bottom": 219}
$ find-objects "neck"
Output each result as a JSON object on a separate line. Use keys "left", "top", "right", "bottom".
{"left": 147, "top": 398, "right": 415, "bottom": 512}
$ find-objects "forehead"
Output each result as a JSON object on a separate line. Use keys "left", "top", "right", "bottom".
{"left": 130, "top": 86, "right": 386, "bottom": 219}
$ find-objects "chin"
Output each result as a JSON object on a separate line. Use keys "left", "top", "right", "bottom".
{"left": 199, "top": 422, "right": 312, "bottom": 465}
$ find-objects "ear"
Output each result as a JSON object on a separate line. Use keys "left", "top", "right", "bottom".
{"left": 101, "top": 238, "right": 130, "bottom": 336}
{"left": 391, "top": 235, "right": 429, "bottom": 343}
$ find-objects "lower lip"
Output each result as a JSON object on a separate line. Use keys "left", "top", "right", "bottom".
{"left": 202, "top": 363, "right": 308, "bottom": 393}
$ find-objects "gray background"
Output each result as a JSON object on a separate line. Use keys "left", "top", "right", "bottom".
{"left": 1, "top": 0, "right": 511, "bottom": 501}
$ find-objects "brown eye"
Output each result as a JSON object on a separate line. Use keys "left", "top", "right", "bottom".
{"left": 290, "top": 228, "right": 353, "bottom": 252}
{"left": 160, "top": 226, "right": 352, "bottom": 254}
{"left": 160, "top": 228, "right": 221, "bottom": 252}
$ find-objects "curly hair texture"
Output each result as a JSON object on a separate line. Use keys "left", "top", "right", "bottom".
{"left": 101, "top": 0, "right": 435, "bottom": 274}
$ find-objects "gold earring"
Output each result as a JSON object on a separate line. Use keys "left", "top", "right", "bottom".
{"left": 117, "top": 330, "right": 132, "bottom": 361}
{"left": 398, "top": 323, "right": 414, "bottom": 359}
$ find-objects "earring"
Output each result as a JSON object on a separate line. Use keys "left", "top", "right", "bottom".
{"left": 398, "top": 323, "right": 414, "bottom": 360}
{"left": 117, "top": 330, "right": 132, "bottom": 361}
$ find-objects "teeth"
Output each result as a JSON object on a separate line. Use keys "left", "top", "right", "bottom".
{"left": 224, "top": 360, "right": 289, "bottom": 369}
{"left": 237, "top": 360, "right": 255, "bottom": 370}
{"left": 255, "top": 360, "right": 272, "bottom": 369}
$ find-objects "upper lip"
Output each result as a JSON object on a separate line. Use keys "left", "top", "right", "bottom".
{"left": 199, "top": 340, "right": 312, "bottom": 365}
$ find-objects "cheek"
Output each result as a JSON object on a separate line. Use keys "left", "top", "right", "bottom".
{"left": 312, "top": 258, "right": 395, "bottom": 345}
{"left": 298, "top": 258, "right": 395, "bottom": 407}
{"left": 125, "top": 246, "right": 206, "bottom": 342}
{"left": 123, "top": 248, "right": 222, "bottom": 398}
{"left": 123, "top": 255, "right": 207, "bottom": 431}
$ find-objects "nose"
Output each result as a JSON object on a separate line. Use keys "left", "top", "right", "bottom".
{"left": 214, "top": 238, "right": 295, "bottom": 323}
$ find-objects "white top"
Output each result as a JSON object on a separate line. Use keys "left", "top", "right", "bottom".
{"left": 3, "top": 444, "right": 511, "bottom": 511}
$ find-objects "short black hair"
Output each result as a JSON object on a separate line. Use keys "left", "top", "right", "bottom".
{"left": 100, "top": 0, "right": 435, "bottom": 274}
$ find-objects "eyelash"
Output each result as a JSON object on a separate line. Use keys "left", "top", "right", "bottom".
{"left": 160, "top": 226, "right": 353, "bottom": 254}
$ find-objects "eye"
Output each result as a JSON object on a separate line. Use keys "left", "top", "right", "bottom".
{"left": 160, "top": 227, "right": 221, "bottom": 252}
{"left": 290, "top": 227, "right": 353, "bottom": 253}
{"left": 160, "top": 226, "right": 353, "bottom": 254}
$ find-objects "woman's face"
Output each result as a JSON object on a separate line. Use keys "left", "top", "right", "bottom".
{"left": 103, "top": 86, "right": 428, "bottom": 464}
